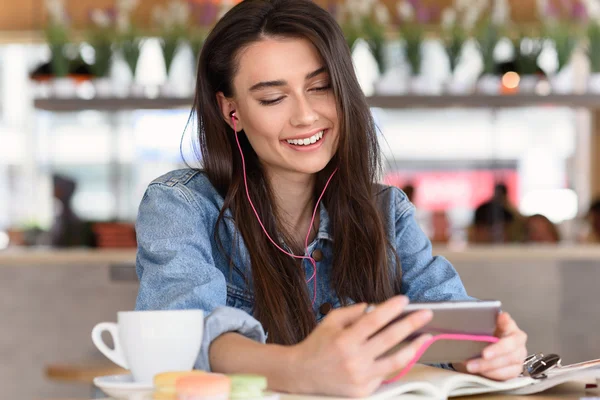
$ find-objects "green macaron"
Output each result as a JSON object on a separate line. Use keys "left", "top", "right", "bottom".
{"left": 229, "top": 374, "right": 268, "bottom": 399}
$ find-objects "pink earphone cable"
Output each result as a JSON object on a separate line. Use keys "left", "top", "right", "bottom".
{"left": 382, "top": 334, "right": 499, "bottom": 384}
{"left": 232, "top": 113, "right": 337, "bottom": 305}
{"left": 230, "top": 116, "right": 497, "bottom": 385}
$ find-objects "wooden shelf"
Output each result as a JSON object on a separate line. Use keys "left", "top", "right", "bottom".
{"left": 33, "top": 93, "right": 600, "bottom": 112}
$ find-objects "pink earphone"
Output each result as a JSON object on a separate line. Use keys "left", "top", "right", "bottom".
{"left": 230, "top": 110, "right": 337, "bottom": 306}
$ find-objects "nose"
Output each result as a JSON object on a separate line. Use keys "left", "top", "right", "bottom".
{"left": 290, "top": 94, "right": 319, "bottom": 127}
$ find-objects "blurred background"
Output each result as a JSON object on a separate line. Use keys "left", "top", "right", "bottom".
{"left": 1, "top": 0, "right": 600, "bottom": 399}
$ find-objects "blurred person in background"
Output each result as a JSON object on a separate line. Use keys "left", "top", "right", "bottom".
{"left": 401, "top": 183, "right": 415, "bottom": 203}
{"left": 431, "top": 210, "right": 451, "bottom": 244}
{"left": 48, "top": 174, "right": 86, "bottom": 247}
{"left": 582, "top": 199, "right": 600, "bottom": 244}
{"left": 469, "top": 202, "right": 515, "bottom": 243}
{"left": 524, "top": 214, "right": 560, "bottom": 244}
{"left": 469, "top": 183, "right": 524, "bottom": 243}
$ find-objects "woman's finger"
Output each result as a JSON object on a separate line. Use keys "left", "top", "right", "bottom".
{"left": 479, "top": 363, "right": 524, "bottom": 381}
{"left": 363, "top": 309, "right": 433, "bottom": 359}
{"left": 494, "top": 312, "right": 518, "bottom": 337}
{"left": 370, "top": 333, "right": 433, "bottom": 379}
{"left": 482, "top": 330, "right": 527, "bottom": 360}
{"left": 467, "top": 347, "right": 527, "bottom": 374}
{"left": 346, "top": 296, "right": 410, "bottom": 342}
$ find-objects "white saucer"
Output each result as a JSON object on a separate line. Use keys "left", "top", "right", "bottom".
{"left": 93, "top": 374, "right": 154, "bottom": 400}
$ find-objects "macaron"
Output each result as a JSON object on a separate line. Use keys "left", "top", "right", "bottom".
{"left": 229, "top": 374, "right": 268, "bottom": 399}
{"left": 176, "top": 373, "right": 231, "bottom": 400}
{"left": 153, "top": 371, "right": 206, "bottom": 400}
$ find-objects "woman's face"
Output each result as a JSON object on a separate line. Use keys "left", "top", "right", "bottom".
{"left": 220, "top": 37, "right": 339, "bottom": 179}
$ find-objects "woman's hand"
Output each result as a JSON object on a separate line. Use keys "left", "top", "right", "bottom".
{"left": 287, "top": 296, "right": 433, "bottom": 398}
{"left": 454, "top": 312, "right": 527, "bottom": 380}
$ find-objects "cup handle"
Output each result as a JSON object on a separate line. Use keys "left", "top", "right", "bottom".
{"left": 91, "top": 322, "right": 129, "bottom": 369}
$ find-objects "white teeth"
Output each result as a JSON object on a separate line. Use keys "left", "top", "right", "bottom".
{"left": 286, "top": 130, "right": 325, "bottom": 146}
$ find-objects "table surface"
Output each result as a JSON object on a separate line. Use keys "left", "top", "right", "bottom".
{"left": 54, "top": 381, "right": 597, "bottom": 400}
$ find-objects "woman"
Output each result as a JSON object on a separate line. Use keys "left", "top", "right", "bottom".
{"left": 525, "top": 214, "right": 560, "bottom": 243}
{"left": 135, "top": 0, "right": 527, "bottom": 396}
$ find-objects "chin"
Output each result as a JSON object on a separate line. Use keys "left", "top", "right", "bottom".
{"left": 292, "top": 158, "right": 333, "bottom": 175}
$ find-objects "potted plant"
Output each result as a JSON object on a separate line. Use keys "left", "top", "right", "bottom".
{"left": 546, "top": 22, "right": 580, "bottom": 93}
{"left": 114, "top": 0, "right": 142, "bottom": 97}
{"left": 538, "top": 0, "right": 586, "bottom": 94}
{"left": 440, "top": 6, "right": 469, "bottom": 94}
{"left": 154, "top": 0, "right": 190, "bottom": 96}
{"left": 88, "top": 9, "right": 114, "bottom": 97}
{"left": 587, "top": 20, "right": 600, "bottom": 92}
{"left": 333, "top": 0, "right": 388, "bottom": 95}
{"left": 396, "top": 0, "right": 429, "bottom": 94}
{"left": 44, "top": 0, "right": 73, "bottom": 97}
{"left": 337, "top": 0, "right": 390, "bottom": 77}
{"left": 475, "top": 18, "right": 502, "bottom": 94}
{"left": 512, "top": 30, "right": 545, "bottom": 93}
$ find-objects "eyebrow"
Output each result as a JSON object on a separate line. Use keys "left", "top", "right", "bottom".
{"left": 248, "top": 66, "right": 328, "bottom": 92}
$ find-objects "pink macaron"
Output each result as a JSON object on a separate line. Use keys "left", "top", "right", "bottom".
{"left": 176, "top": 373, "right": 231, "bottom": 400}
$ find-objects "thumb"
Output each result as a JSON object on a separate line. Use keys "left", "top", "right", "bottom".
{"left": 495, "top": 311, "right": 515, "bottom": 337}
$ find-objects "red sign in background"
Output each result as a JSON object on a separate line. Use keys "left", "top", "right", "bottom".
{"left": 383, "top": 170, "right": 519, "bottom": 211}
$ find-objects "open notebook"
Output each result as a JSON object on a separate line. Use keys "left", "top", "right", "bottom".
{"left": 280, "top": 359, "right": 600, "bottom": 400}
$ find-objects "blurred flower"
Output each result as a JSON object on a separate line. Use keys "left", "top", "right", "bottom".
{"left": 217, "top": 0, "right": 236, "bottom": 19}
{"left": 441, "top": 8, "right": 457, "bottom": 29}
{"left": 463, "top": 0, "right": 489, "bottom": 30}
{"left": 90, "top": 9, "right": 112, "bottom": 28}
{"left": 375, "top": 3, "right": 391, "bottom": 25}
{"left": 154, "top": 1, "right": 189, "bottom": 30}
{"left": 582, "top": 0, "right": 600, "bottom": 20}
{"left": 45, "top": 0, "right": 69, "bottom": 25}
{"left": 397, "top": 0, "right": 415, "bottom": 21}
{"left": 491, "top": 0, "right": 511, "bottom": 25}
{"left": 115, "top": 0, "right": 139, "bottom": 33}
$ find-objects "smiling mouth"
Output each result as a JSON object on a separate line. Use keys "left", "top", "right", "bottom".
{"left": 285, "top": 130, "right": 325, "bottom": 146}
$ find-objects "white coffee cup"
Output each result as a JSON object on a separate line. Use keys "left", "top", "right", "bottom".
{"left": 91, "top": 309, "right": 204, "bottom": 383}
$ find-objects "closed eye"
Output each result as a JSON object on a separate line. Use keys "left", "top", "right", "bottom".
{"left": 258, "top": 84, "right": 331, "bottom": 106}
{"left": 311, "top": 84, "right": 332, "bottom": 92}
{"left": 259, "top": 97, "right": 285, "bottom": 106}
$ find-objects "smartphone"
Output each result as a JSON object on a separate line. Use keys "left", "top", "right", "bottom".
{"left": 378, "top": 300, "right": 501, "bottom": 364}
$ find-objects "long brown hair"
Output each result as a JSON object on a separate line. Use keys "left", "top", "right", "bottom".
{"left": 193, "top": 0, "right": 402, "bottom": 345}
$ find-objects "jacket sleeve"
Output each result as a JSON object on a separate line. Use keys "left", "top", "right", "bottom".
{"left": 391, "top": 187, "right": 473, "bottom": 302}
{"left": 135, "top": 183, "right": 266, "bottom": 371}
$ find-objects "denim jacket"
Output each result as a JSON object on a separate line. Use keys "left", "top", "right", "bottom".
{"left": 135, "top": 169, "right": 472, "bottom": 371}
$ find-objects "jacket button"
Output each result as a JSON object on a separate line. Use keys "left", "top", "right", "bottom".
{"left": 319, "top": 302, "right": 333, "bottom": 316}
{"left": 311, "top": 249, "right": 324, "bottom": 262}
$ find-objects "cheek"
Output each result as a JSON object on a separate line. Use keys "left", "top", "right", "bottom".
{"left": 243, "top": 106, "right": 286, "bottom": 141}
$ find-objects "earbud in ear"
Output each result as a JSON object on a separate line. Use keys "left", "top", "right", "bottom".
{"left": 230, "top": 110, "right": 237, "bottom": 120}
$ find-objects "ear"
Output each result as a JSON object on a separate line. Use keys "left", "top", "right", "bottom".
{"left": 216, "top": 92, "right": 242, "bottom": 132}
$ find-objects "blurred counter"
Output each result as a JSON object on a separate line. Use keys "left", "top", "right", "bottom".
{"left": 2, "top": 245, "right": 600, "bottom": 265}
{"left": 0, "top": 248, "right": 136, "bottom": 266}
